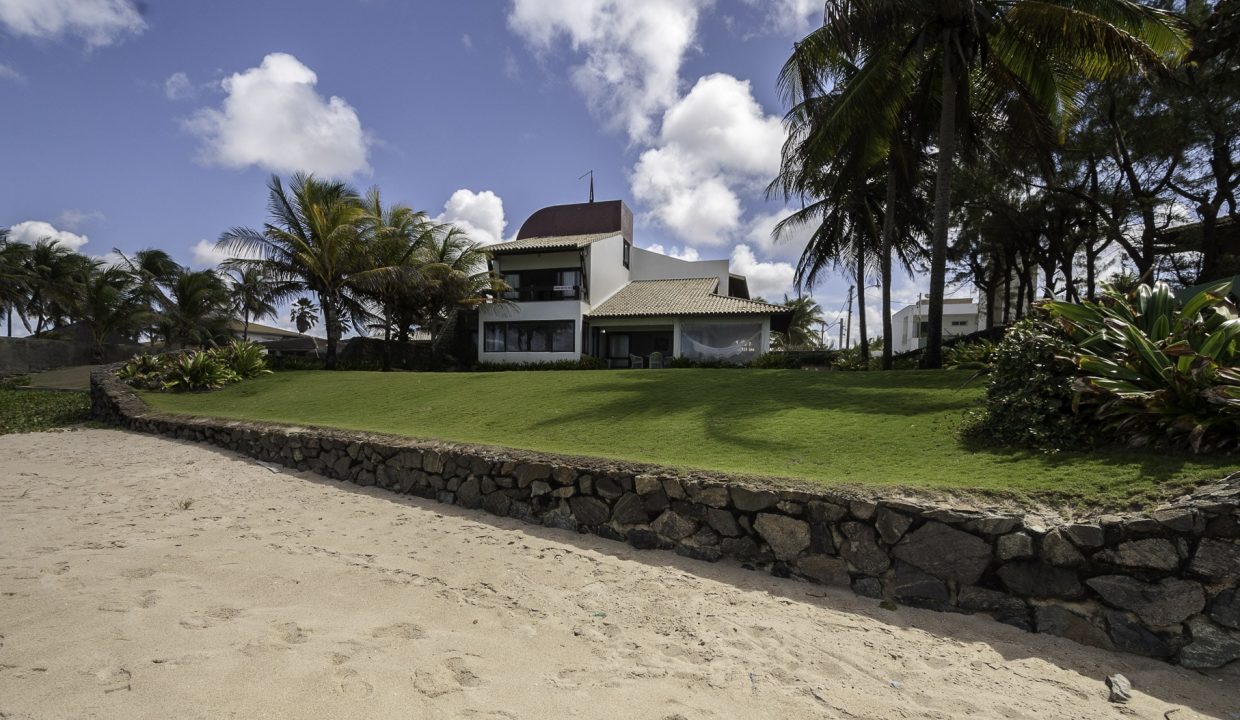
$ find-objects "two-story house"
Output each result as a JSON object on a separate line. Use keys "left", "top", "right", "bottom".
{"left": 479, "top": 199, "right": 790, "bottom": 366}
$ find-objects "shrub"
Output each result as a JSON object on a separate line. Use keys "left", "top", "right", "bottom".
{"left": 473, "top": 357, "right": 606, "bottom": 372}
{"left": 944, "top": 339, "right": 998, "bottom": 372}
{"left": 0, "top": 374, "right": 32, "bottom": 390}
{"left": 0, "top": 389, "right": 91, "bottom": 435}
{"left": 1046, "top": 280, "right": 1240, "bottom": 452}
{"left": 210, "top": 340, "right": 271, "bottom": 380}
{"left": 117, "top": 353, "right": 169, "bottom": 390}
{"left": 160, "top": 351, "right": 239, "bottom": 392}
{"left": 965, "top": 314, "right": 1094, "bottom": 449}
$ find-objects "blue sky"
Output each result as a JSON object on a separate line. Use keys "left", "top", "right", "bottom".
{"left": 0, "top": 0, "right": 925, "bottom": 338}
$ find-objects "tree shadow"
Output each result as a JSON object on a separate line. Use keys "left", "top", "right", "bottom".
{"left": 160, "top": 433, "right": 1239, "bottom": 719}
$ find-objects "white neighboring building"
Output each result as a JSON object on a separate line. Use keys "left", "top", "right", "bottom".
{"left": 478, "top": 200, "right": 790, "bottom": 366}
{"left": 891, "top": 297, "right": 985, "bottom": 354}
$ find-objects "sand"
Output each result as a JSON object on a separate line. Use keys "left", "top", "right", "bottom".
{"left": 0, "top": 429, "right": 1235, "bottom": 720}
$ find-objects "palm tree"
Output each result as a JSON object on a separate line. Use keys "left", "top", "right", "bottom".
{"left": 22, "top": 239, "right": 93, "bottom": 336}
{"left": 75, "top": 266, "right": 150, "bottom": 361}
{"left": 224, "top": 267, "right": 279, "bottom": 341}
{"left": 777, "top": 294, "right": 826, "bottom": 349}
{"left": 114, "top": 248, "right": 183, "bottom": 345}
{"left": 0, "top": 228, "right": 31, "bottom": 337}
{"left": 164, "top": 268, "right": 231, "bottom": 348}
{"left": 290, "top": 298, "right": 319, "bottom": 334}
{"left": 414, "top": 224, "right": 506, "bottom": 357}
{"left": 218, "top": 173, "right": 371, "bottom": 369}
{"left": 355, "top": 187, "right": 431, "bottom": 370}
{"left": 780, "top": 0, "right": 1188, "bottom": 368}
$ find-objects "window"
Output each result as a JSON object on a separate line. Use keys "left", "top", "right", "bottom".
{"left": 483, "top": 321, "right": 575, "bottom": 352}
{"left": 500, "top": 268, "right": 581, "bottom": 301}
{"left": 950, "top": 320, "right": 968, "bottom": 327}
{"left": 623, "top": 241, "right": 631, "bottom": 269}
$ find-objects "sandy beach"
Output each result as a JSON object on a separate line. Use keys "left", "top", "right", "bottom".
{"left": 0, "top": 428, "right": 1235, "bottom": 719}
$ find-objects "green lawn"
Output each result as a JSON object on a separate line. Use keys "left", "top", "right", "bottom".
{"left": 142, "top": 369, "right": 1237, "bottom": 509}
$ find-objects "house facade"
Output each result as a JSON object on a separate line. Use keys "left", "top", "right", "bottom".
{"left": 890, "top": 297, "right": 985, "bottom": 354}
{"left": 479, "top": 200, "right": 790, "bottom": 366}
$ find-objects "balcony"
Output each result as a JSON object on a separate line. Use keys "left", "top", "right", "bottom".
{"left": 502, "top": 285, "right": 582, "bottom": 302}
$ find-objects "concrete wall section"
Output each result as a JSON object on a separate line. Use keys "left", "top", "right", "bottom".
{"left": 1, "top": 337, "right": 142, "bottom": 375}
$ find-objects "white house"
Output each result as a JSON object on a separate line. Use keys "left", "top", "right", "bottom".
{"left": 891, "top": 297, "right": 985, "bottom": 354}
{"left": 479, "top": 200, "right": 790, "bottom": 366}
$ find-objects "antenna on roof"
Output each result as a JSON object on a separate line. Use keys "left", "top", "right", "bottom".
{"left": 578, "top": 170, "right": 594, "bottom": 203}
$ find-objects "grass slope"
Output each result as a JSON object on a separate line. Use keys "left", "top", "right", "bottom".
{"left": 143, "top": 369, "right": 1236, "bottom": 508}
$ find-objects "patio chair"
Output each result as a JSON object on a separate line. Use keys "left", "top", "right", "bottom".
{"left": 648, "top": 351, "right": 664, "bottom": 369}
{"left": 629, "top": 354, "right": 644, "bottom": 369}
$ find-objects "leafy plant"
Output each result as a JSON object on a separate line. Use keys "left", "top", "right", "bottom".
{"left": 1045, "top": 280, "right": 1240, "bottom": 452}
{"left": 944, "top": 339, "right": 997, "bottom": 372}
{"left": 964, "top": 314, "right": 1094, "bottom": 449}
{"left": 160, "top": 351, "right": 239, "bottom": 392}
{"left": 0, "top": 389, "right": 91, "bottom": 434}
{"left": 211, "top": 340, "right": 271, "bottom": 380}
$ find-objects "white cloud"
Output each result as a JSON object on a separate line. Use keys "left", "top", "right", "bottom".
{"left": 730, "top": 244, "right": 794, "bottom": 300}
{"left": 0, "top": 62, "right": 24, "bottom": 82}
{"left": 56, "top": 208, "right": 105, "bottom": 230}
{"left": 8, "top": 220, "right": 89, "bottom": 251}
{"left": 461, "top": 33, "right": 473, "bottom": 50}
{"left": 631, "top": 73, "right": 784, "bottom": 245}
{"left": 745, "top": 209, "right": 815, "bottom": 262}
{"left": 164, "top": 71, "right": 193, "bottom": 100}
{"left": 742, "top": 0, "right": 821, "bottom": 35}
{"left": 508, "top": 0, "right": 709, "bottom": 142}
{"left": 643, "top": 243, "right": 700, "bottom": 261}
{"left": 189, "top": 239, "right": 232, "bottom": 269}
{"left": 0, "top": 0, "right": 145, "bottom": 48}
{"left": 436, "top": 189, "right": 507, "bottom": 246}
{"left": 185, "top": 53, "right": 371, "bottom": 177}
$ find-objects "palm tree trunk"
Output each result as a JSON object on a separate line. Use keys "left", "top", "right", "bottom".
{"left": 880, "top": 165, "right": 898, "bottom": 370}
{"left": 242, "top": 311, "right": 250, "bottom": 341}
{"left": 856, "top": 253, "right": 869, "bottom": 368}
{"left": 924, "top": 41, "right": 959, "bottom": 370}
{"left": 321, "top": 293, "right": 339, "bottom": 370}
{"left": 382, "top": 309, "right": 393, "bottom": 373}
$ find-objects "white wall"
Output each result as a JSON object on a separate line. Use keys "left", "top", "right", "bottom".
{"left": 586, "top": 235, "right": 632, "bottom": 306}
{"left": 892, "top": 300, "right": 982, "bottom": 353}
{"left": 478, "top": 300, "right": 587, "bottom": 364}
{"left": 629, "top": 247, "right": 729, "bottom": 295}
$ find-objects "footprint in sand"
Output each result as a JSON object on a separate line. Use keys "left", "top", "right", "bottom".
{"left": 97, "top": 591, "right": 159, "bottom": 613}
{"left": 370, "top": 622, "right": 427, "bottom": 641}
{"left": 412, "top": 657, "right": 484, "bottom": 697}
{"left": 273, "top": 622, "right": 309, "bottom": 645}
{"left": 335, "top": 668, "right": 374, "bottom": 697}
{"left": 180, "top": 606, "right": 242, "bottom": 629}
{"left": 121, "top": 568, "right": 157, "bottom": 580}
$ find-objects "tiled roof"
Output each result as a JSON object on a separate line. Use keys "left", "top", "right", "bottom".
{"left": 587, "top": 278, "right": 791, "bottom": 318}
{"left": 486, "top": 232, "right": 619, "bottom": 254}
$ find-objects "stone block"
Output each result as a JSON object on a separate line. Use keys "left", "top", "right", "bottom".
{"left": 893, "top": 522, "right": 992, "bottom": 584}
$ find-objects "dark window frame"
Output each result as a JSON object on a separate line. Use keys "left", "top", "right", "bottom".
{"left": 483, "top": 320, "right": 576, "bottom": 353}
{"left": 623, "top": 241, "right": 631, "bottom": 269}
{"left": 500, "top": 267, "right": 583, "bottom": 302}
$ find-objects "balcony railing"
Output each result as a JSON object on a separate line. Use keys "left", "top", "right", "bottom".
{"left": 502, "top": 285, "right": 582, "bottom": 302}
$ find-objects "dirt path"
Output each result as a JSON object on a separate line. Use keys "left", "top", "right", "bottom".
{"left": 0, "top": 429, "right": 1235, "bottom": 720}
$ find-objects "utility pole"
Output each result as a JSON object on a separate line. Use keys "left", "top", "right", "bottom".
{"left": 837, "top": 318, "right": 844, "bottom": 349}
{"left": 844, "top": 285, "right": 854, "bottom": 349}
{"left": 578, "top": 170, "right": 594, "bottom": 203}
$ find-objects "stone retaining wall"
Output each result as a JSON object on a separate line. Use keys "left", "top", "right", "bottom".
{"left": 91, "top": 366, "right": 1240, "bottom": 669}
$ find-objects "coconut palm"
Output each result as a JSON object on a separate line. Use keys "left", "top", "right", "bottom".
{"left": 21, "top": 239, "right": 94, "bottom": 336}
{"left": 163, "top": 268, "right": 231, "bottom": 348}
{"left": 217, "top": 173, "right": 373, "bottom": 369}
{"left": 75, "top": 266, "right": 151, "bottom": 361}
{"left": 777, "top": 294, "right": 827, "bottom": 349}
{"left": 355, "top": 187, "right": 432, "bottom": 370}
{"left": 224, "top": 267, "right": 280, "bottom": 341}
{"left": 290, "top": 298, "right": 319, "bottom": 334}
{"left": 0, "top": 228, "right": 31, "bottom": 337}
{"left": 114, "top": 248, "right": 183, "bottom": 344}
{"left": 779, "top": 0, "right": 1189, "bottom": 368}
{"left": 414, "top": 224, "right": 506, "bottom": 356}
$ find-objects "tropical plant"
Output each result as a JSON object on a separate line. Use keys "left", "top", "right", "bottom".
{"left": 113, "top": 248, "right": 182, "bottom": 345}
{"left": 355, "top": 187, "right": 431, "bottom": 370}
{"left": 224, "top": 267, "right": 279, "bottom": 341}
{"left": 21, "top": 239, "right": 93, "bottom": 336}
{"left": 217, "top": 173, "right": 373, "bottom": 369}
{"left": 0, "top": 229, "right": 31, "bottom": 337}
{"left": 944, "top": 339, "right": 997, "bottom": 372}
{"left": 774, "top": 294, "right": 826, "bottom": 349}
{"left": 290, "top": 298, "right": 319, "bottom": 334}
{"left": 163, "top": 269, "right": 231, "bottom": 348}
{"left": 160, "top": 351, "right": 239, "bottom": 392}
{"left": 75, "top": 266, "right": 150, "bottom": 361}
{"left": 211, "top": 340, "right": 271, "bottom": 380}
{"left": 1045, "top": 280, "right": 1240, "bottom": 452}
{"left": 414, "top": 224, "right": 506, "bottom": 357}
{"left": 778, "top": 0, "right": 1189, "bottom": 368}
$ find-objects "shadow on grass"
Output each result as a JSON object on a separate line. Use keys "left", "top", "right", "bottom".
{"left": 146, "top": 430, "right": 1240, "bottom": 719}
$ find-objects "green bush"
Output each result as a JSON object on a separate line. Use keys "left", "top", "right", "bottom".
{"left": 210, "top": 340, "right": 272, "bottom": 380}
{"left": 964, "top": 314, "right": 1095, "bottom": 449}
{"left": 160, "top": 351, "right": 239, "bottom": 392}
{"left": 945, "top": 339, "right": 998, "bottom": 372}
{"left": 473, "top": 356, "right": 606, "bottom": 372}
{"left": 0, "top": 389, "right": 91, "bottom": 435}
{"left": 0, "top": 374, "right": 32, "bottom": 390}
{"left": 1045, "top": 280, "right": 1240, "bottom": 452}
